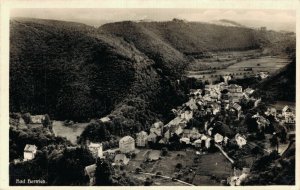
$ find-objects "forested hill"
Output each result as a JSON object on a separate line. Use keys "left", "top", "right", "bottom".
{"left": 100, "top": 19, "right": 293, "bottom": 55}
{"left": 10, "top": 18, "right": 294, "bottom": 129}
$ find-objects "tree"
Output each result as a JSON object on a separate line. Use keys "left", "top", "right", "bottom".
{"left": 175, "top": 163, "right": 183, "bottom": 170}
{"left": 95, "top": 158, "right": 115, "bottom": 185}
{"left": 144, "top": 177, "right": 153, "bottom": 186}
{"left": 42, "top": 114, "right": 51, "bottom": 128}
{"left": 270, "top": 134, "right": 279, "bottom": 153}
{"left": 48, "top": 147, "right": 94, "bottom": 185}
{"left": 279, "top": 128, "right": 287, "bottom": 143}
{"left": 161, "top": 147, "right": 168, "bottom": 156}
{"left": 22, "top": 113, "right": 31, "bottom": 124}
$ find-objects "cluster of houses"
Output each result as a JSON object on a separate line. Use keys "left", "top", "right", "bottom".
{"left": 131, "top": 80, "right": 254, "bottom": 151}
{"left": 84, "top": 136, "right": 136, "bottom": 185}
{"left": 265, "top": 105, "right": 296, "bottom": 125}
{"left": 16, "top": 77, "right": 295, "bottom": 186}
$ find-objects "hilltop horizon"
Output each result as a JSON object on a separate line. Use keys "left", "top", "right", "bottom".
{"left": 11, "top": 8, "right": 296, "bottom": 32}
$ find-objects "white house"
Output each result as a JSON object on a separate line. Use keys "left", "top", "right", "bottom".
{"left": 180, "top": 110, "right": 193, "bottom": 121}
{"left": 193, "top": 139, "right": 202, "bottom": 148}
{"left": 119, "top": 136, "right": 135, "bottom": 153}
{"left": 205, "top": 137, "right": 212, "bottom": 149}
{"left": 84, "top": 164, "right": 96, "bottom": 186}
{"left": 100, "top": 116, "right": 110, "bottom": 123}
{"left": 254, "top": 98, "right": 261, "bottom": 107}
{"left": 282, "top": 106, "right": 293, "bottom": 117}
{"left": 223, "top": 75, "right": 232, "bottom": 84}
{"left": 227, "top": 84, "right": 243, "bottom": 93}
{"left": 136, "top": 131, "right": 148, "bottom": 147}
{"left": 235, "top": 134, "right": 247, "bottom": 148}
{"left": 30, "top": 115, "right": 45, "bottom": 124}
{"left": 214, "top": 133, "right": 224, "bottom": 144}
{"left": 285, "top": 113, "right": 295, "bottom": 124}
{"left": 147, "top": 132, "right": 158, "bottom": 143}
{"left": 88, "top": 142, "right": 103, "bottom": 158}
{"left": 23, "top": 144, "right": 37, "bottom": 161}
{"left": 114, "top": 154, "right": 130, "bottom": 165}
{"left": 180, "top": 137, "right": 190, "bottom": 144}
{"left": 150, "top": 121, "right": 163, "bottom": 136}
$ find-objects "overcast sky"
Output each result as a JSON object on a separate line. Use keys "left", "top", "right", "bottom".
{"left": 11, "top": 8, "right": 296, "bottom": 31}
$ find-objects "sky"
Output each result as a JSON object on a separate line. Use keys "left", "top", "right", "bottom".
{"left": 10, "top": 8, "right": 296, "bottom": 31}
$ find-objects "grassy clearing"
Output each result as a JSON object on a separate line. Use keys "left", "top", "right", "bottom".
{"left": 126, "top": 148, "right": 233, "bottom": 186}
{"left": 52, "top": 121, "right": 89, "bottom": 144}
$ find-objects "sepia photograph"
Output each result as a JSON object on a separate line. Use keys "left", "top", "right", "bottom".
{"left": 1, "top": 0, "right": 297, "bottom": 188}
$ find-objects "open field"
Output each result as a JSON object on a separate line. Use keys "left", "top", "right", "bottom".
{"left": 52, "top": 121, "right": 89, "bottom": 144}
{"left": 125, "top": 148, "right": 233, "bottom": 186}
{"left": 187, "top": 55, "right": 290, "bottom": 82}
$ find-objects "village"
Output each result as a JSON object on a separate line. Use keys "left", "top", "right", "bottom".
{"left": 19, "top": 75, "right": 295, "bottom": 186}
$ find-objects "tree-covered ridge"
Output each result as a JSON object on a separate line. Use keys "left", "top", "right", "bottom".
{"left": 10, "top": 18, "right": 295, "bottom": 125}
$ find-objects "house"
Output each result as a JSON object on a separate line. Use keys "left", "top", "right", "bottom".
{"left": 282, "top": 106, "right": 293, "bottom": 117}
{"left": 229, "top": 93, "right": 244, "bottom": 103}
{"left": 153, "top": 121, "right": 164, "bottom": 128}
{"left": 30, "top": 115, "right": 45, "bottom": 124}
{"left": 231, "top": 103, "right": 242, "bottom": 119}
{"left": 136, "top": 131, "right": 148, "bottom": 147}
{"left": 190, "top": 89, "right": 202, "bottom": 97}
{"left": 211, "top": 104, "right": 221, "bottom": 115}
{"left": 180, "top": 137, "right": 190, "bottom": 144}
{"left": 258, "top": 72, "right": 269, "bottom": 79}
{"left": 147, "top": 132, "right": 158, "bottom": 143}
{"left": 185, "top": 98, "right": 198, "bottom": 110}
{"left": 235, "top": 134, "right": 247, "bottom": 148}
{"left": 164, "top": 129, "right": 171, "bottom": 140}
{"left": 158, "top": 137, "right": 168, "bottom": 145}
{"left": 23, "top": 144, "right": 37, "bottom": 161}
{"left": 224, "top": 136, "right": 229, "bottom": 145}
{"left": 223, "top": 75, "right": 232, "bottom": 84}
{"left": 214, "top": 133, "right": 224, "bottom": 144}
{"left": 228, "top": 167, "right": 250, "bottom": 186}
{"left": 114, "top": 154, "right": 130, "bottom": 165}
{"left": 265, "top": 107, "right": 277, "bottom": 118}
{"left": 203, "top": 94, "right": 212, "bottom": 103}
{"left": 244, "top": 88, "right": 254, "bottom": 96}
{"left": 193, "top": 139, "right": 202, "bottom": 148}
{"left": 180, "top": 110, "right": 193, "bottom": 121}
{"left": 100, "top": 116, "right": 110, "bottom": 123}
{"left": 169, "top": 125, "right": 183, "bottom": 136}
{"left": 183, "top": 127, "right": 200, "bottom": 139}
{"left": 254, "top": 98, "right": 261, "bottom": 107}
{"left": 227, "top": 84, "right": 243, "bottom": 93}
{"left": 210, "top": 89, "right": 221, "bottom": 100}
{"left": 88, "top": 142, "right": 103, "bottom": 158}
{"left": 150, "top": 121, "right": 163, "bottom": 136}
{"left": 84, "top": 164, "right": 96, "bottom": 186}
{"left": 119, "top": 136, "right": 135, "bottom": 153}
{"left": 205, "top": 137, "right": 212, "bottom": 149}
{"left": 285, "top": 113, "right": 295, "bottom": 124}
{"left": 254, "top": 115, "right": 270, "bottom": 130}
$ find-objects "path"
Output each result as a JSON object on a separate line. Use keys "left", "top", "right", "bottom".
{"left": 214, "top": 143, "right": 235, "bottom": 164}
{"left": 140, "top": 172, "right": 195, "bottom": 186}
